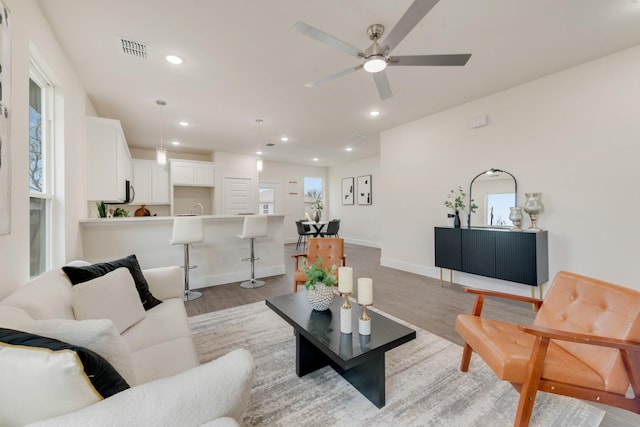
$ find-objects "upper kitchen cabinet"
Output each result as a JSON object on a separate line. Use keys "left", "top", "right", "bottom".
{"left": 133, "top": 159, "right": 170, "bottom": 204}
{"left": 86, "top": 117, "right": 133, "bottom": 202}
{"left": 170, "top": 159, "right": 215, "bottom": 187}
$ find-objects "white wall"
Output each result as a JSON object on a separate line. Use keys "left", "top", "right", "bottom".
{"left": 258, "top": 161, "right": 328, "bottom": 244}
{"left": 380, "top": 44, "right": 640, "bottom": 295}
{"left": 0, "top": 0, "right": 90, "bottom": 299}
{"left": 328, "top": 156, "right": 381, "bottom": 247}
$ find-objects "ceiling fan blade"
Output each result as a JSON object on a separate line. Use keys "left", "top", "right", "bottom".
{"left": 293, "top": 21, "right": 363, "bottom": 59}
{"left": 304, "top": 65, "right": 363, "bottom": 88}
{"left": 373, "top": 71, "right": 393, "bottom": 100}
{"left": 380, "top": 0, "right": 440, "bottom": 54}
{"left": 388, "top": 54, "right": 471, "bottom": 66}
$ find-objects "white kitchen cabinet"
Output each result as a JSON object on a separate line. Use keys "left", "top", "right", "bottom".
{"left": 170, "top": 159, "right": 215, "bottom": 187}
{"left": 86, "top": 116, "right": 133, "bottom": 202}
{"left": 132, "top": 159, "right": 170, "bottom": 204}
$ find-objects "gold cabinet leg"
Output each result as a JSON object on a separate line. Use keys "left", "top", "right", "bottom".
{"left": 440, "top": 268, "right": 443, "bottom": 287}
{"left": 450, "top": 270, "right": 453, "bottom": 285}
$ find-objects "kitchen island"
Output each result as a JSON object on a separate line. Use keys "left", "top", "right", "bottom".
{"left": 79, "top": 215, "right": 285, "bottom": 290}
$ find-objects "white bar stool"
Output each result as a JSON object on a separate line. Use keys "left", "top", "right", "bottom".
{"left": 171, "top": 215, "right": 204, "bottom": 301}
{"left": 237, "top": 215, "right": 268, "bottom": 289}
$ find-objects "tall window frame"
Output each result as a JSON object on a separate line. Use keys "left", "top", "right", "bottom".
{"left": 29, "top": 61, "right": 54, "bottom": 278}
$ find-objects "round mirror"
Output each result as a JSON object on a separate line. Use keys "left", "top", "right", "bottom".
{"left": 468, "top": 169, "right": 517, "bottom": 228}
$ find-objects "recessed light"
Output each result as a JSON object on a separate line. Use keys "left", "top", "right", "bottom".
{"left": 346, "top": 147, "right": 353, "bottom": 152}
{"left": 369, "top": 110, "right": 381, "bottom": 117}
{"left": 312, "top": 157, "right": 319, "bottom": 162}
{"left": 178, "top": 121, "right": 190, "bottom": 127}
{"left": 256, "top": 151, "right": 263, "bottom": 155}
{"left": 280, "top": 136, "right": 289, "bottom": 142}
{"left": 171, "top": 141, "right": 180, "bottom": 146}
{"left": 165, "top": 55, "right": 184, "bottom": 65}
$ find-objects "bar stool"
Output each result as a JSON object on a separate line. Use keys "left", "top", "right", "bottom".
{"left": 171, "top": 215, "right": 204, "bottom": 301}
{"left": 237, "top": 214, "right": 268, "bottom": 289}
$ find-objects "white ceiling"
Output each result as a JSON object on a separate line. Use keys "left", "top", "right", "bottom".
{"left": 37, "top": 0, "right": 640, "bottom": 167}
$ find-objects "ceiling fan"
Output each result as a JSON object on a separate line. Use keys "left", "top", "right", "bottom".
{"left": 293, "top": 0, "right": 471, "bottom": 100}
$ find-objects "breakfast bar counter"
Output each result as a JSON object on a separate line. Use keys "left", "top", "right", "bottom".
{"left": 79, "top": 215, "right": 285, "bottom": 289}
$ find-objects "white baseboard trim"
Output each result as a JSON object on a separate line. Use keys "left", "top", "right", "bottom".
{"left": 343, "top": 238, "right": 380, "bottom": 248}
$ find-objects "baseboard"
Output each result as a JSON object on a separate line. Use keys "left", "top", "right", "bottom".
{"left": 189, "top": 264, "right": 286, "bottom": 289}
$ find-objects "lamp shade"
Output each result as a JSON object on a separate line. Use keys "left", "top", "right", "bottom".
{"left": 156, "top": 147, "right": 168, "bottom": 165}
{"left": 256, "top": 157, "right": 263, "bottom": 172}
{"left": 171, "top": 216, "right": 204, "bottom": 245}
{"left": 363, "top": 55, "right": 387, "bottom": 73}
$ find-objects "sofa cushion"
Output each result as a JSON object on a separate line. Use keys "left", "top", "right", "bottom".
{"left": 0, "top": 328, "right": 129, "bottom": 427}
{"left": 62, "top": 254, "right": 162, "bottom": 310}
{"left": 71, "top": 268, "right": 146, "bottom": 334}
{"left": 23, "top": 318, "right": 136, "bottom": 386}
{"left": 0, "top": 305, "right": 34, "bottom": 328}
{"left": 0, "top": 269, "right": 74, "bottom": 320}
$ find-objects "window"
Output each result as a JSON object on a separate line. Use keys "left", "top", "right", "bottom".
{"left": 259, "top": 188, "right": 275, "bottom": 214}
{"left": 29, "top": 64, "right": 53, "bottom": 277}
{"left": 304, "top": 177, "right": 323, "bottom": 219}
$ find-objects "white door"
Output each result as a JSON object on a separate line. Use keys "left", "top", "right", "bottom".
{"left": 223, "top": 177, "right": 252, "bottom": 214}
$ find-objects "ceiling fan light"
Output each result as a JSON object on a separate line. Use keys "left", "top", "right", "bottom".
{"left": 364, "top": 55, "right": 387, "bottom": 73}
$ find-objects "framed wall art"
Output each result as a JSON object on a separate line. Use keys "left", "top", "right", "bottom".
{"left": 357, "top": 175, "right": 372, "bottom": 205}
{"left": 341, "top": 177, "right": 354, "bottom": 205}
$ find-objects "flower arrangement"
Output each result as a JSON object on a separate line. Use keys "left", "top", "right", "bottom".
{"left": 444, "top": 186, "right": 478, "bottom": 213}
{"left": 310, "top": 199, "right": 324, "bottom": 213}
{"left": 303, "top": 256, "right": 337, "bottom": 290}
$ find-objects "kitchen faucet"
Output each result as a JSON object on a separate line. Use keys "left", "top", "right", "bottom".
{"left": 190, "top": 203, "right": 204, "bottom": 216}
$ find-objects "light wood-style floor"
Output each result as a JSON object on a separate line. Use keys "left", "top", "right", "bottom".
{"left": 185, "top": 243, "right": 638, "bottom": 427}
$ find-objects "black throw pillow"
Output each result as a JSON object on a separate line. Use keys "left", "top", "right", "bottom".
{"left": 62, "top": 254, "right": 163, "bottom": 310}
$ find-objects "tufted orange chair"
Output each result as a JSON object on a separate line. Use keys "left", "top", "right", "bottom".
{"left": 292, "top": 237, "right": 346, "bottom": 293}
{"left": 456, "top": 271, "right": 640, "bottom": 426}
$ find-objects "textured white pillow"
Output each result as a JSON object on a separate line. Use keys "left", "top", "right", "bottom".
{"left": 23, "top": 318, "right": 137, "bottom": 386}
{"left": 71, "top": 267, "right": 145, "bottom": 334}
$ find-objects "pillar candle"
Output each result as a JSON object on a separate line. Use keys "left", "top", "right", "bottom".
{"left": 338, "top": 267, "right": 353, "bottom": 293}
{"left": 357, "top": 278, "right": 373, "bottom": 305}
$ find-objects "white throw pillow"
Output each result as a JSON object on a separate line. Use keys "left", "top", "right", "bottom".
{"left": 23, "top": 318, "right": 137, "bottom": 386}
{"left": 71, "top": 267, "right": 145, "bottom": 334}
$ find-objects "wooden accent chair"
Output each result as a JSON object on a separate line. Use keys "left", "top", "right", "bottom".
{"left": 456, "top": 271, "right": 640, "bottom": 427}
{"left": 292, "top": 237, "right": 346, "bottom": 293}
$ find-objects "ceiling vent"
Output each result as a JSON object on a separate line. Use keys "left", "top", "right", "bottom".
{"left": 265, "top": 143, "right": 275, "bottom": 147}
{"left": 118, "top": 37, "right": 149, "bottom": 59}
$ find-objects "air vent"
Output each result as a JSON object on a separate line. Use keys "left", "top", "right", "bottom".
{"left": 118, "top": 37, "right": 149, "bottom": 59}
{"left": 265, "top": 143, "right": 275, "bottom": 147}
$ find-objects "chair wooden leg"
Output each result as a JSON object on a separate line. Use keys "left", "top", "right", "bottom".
{"left": 460, "top": 343, "right": 473, "bottom": 372}
{"left": 514, "top": 336, "right": 549, "bottom": 427}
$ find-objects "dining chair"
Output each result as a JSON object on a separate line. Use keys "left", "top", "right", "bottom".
{"left": 292, "top": 237, "right": 346, "bottom": 293}
{"left": 295, "top": 220, "right": 314, "bottom": 251}
{"left": 456, "top": 271, "right": 640, "bottom": 426}
{"left": 319, "top": 219, "right": 340, "bottom": 238}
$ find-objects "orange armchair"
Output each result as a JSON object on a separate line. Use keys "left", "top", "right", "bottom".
{"left": 456, "top": 271, "right": 640, "bottom": 426}
{"left": 292, "top": 237, "right": 346, "bottom": 293}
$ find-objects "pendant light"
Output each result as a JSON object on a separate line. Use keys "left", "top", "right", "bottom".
{"left": 156, "top": 100, "right": 167, "bottom": 165}
{"left": 255, "top": 119, "right": 263, "bottom": 172}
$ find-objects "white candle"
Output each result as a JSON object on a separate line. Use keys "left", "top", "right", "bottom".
{"left": 357, "top": 278, "right": 373, "bottom": 305}
{"left": 338, "top": 267, "right": 353, "bottom": 294}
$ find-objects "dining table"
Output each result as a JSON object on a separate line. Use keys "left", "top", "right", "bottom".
{"left": 303, "top": 220, "right": 328, "bottom": 237}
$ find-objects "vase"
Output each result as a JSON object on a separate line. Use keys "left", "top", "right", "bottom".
{"left": 523, "top": 193, "right": 544, "bottom": 231}
{"left": 315, "top": 210, "right": 321, "bottom": 223}
{"left": 509, "top": 207, "right": 523, "bottom": 231}
{"left": 307, "top": 284, "right": 335, "bottom": 311}
{"left": 453, "top": 211, "right": 461, "bottom": 228}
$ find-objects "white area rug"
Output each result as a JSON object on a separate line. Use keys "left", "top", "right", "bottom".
{"left": 189, "top": 302, "right": 604, "bottom": 427}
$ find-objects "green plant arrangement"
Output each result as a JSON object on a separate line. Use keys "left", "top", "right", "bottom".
{"left": 303, "top": 256, "right": 337, "bottom": 290}
{"left": 113, "top": 207, "right": 129, "bottom": 217}
{"left": 444, "top": 186, "right": 478, "bottom": 213}
{"left": 96, "top": 201, "right": 107, "bottom": 218}
{"left": 310, "top": 199, "right": 323, "bottom": 214}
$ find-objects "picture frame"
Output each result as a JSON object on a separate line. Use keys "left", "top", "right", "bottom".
{"left": 357, "top": 175, "right": 372, "bottom": 205}
{"left": 341, "top": 177, "right": 354, "bottom": 205}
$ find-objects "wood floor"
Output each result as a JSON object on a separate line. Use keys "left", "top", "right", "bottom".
{"left": 185, "top": 243, "right": 638, "bottom": 427}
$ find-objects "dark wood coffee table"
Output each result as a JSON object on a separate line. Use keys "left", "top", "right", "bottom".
{"left": 266, "top": 292, "right": 416, "bottom": 408}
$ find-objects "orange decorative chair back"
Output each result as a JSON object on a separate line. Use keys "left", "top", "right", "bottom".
{"left": 293, "top": 238, "right": 346, "bottom": 292}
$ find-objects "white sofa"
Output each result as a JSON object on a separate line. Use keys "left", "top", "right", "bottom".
{"left": 0, "top": 261, "right": 254, "bottom": 427}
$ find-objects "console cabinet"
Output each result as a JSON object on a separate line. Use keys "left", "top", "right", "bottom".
{"left": 434, "top": 227, "right": 548, "bottom": 286}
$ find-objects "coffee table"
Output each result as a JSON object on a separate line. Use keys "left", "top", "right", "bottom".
{"left": 266, "top": 292, "right": 416, "bottom": 408}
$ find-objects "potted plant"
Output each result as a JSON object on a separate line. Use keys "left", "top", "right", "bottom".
{"left": 310, "top": 199, "right": 323, "bottom": 222}
{"left": 304, "top": 256, "right": 337, "bottom": 311}
{"left": 444, "top": 186, "right": 477, "bottom": 228}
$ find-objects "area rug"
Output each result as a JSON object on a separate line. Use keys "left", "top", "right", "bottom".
{"left": 189, "top": 302, "right": 604, "bottom": 427}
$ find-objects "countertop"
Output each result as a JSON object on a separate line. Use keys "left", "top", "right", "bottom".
{"left": 80, "top": 214, "right": 285, "bottom": 225}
